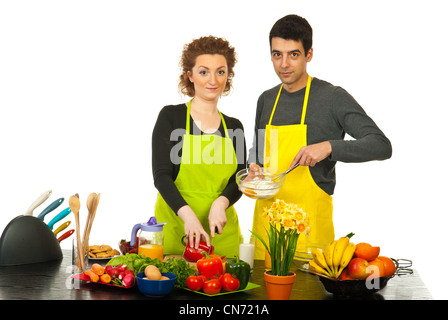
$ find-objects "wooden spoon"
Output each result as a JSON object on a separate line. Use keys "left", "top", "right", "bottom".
{"left": 86, "top": 192, "right": 97, "bottom": 213}
{"left": 69, "top": 194, "right": 84, "bottom": 271}
{"left": 83, "top": 193, "right": 100, "bottom": 254}
{"left": 92, "top": 193, "right": 101, "bottom": 214}
{"left": 82, "top": 193, "right": 97, "bottom": 255}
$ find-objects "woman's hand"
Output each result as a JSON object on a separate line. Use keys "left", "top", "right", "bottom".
{"left": 209, "top": 196, "right": 229, "bottom": 237}
{"left": 177, "top": 205, "right": 210, "bottom": 249}
{"left": 248, "top": 163, "right": 261, "bottom": 179}
{"left": 243, "top": 163, "right": 263, "bottom": 183}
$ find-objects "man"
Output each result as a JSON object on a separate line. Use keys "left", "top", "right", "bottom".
{"left": 248, "top": 14, "right": 392, "bottom": 261}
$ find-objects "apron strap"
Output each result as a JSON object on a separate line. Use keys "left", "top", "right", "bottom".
{"left": 219, "top": 112, "right": 230, "bottom": 139}
{"left": 268, "top": 75, "right": 312, "bottom": 125}
{"left": 186, "top": 99, "right": 230, "bottom": 138}
{"left": 301, "top": 75, "right": 312, "bottom": 125}
{"left": 268, "top": 84, "right": 284, "bottom": 125}
{"left": 186, "top": 100, "right": 192, "bottom": 133}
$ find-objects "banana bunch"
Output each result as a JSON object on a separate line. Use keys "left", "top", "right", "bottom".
{"left": 309, "top": 234, "right": 356, "bottom": 278}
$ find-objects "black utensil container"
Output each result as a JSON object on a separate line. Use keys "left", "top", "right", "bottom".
{"left": 0, "top": 215, "right": 62, "bottom": 266}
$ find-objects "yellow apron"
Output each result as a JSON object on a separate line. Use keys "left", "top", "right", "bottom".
{"left": 252, "top": 75, "right": 334, "bottom": 261}
{"left": 155, "top": 100, "right": 240, "bottom": 258}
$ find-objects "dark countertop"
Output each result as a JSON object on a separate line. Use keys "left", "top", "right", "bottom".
{"left": 0, "top": 250, "right": 432, "bottom": 301}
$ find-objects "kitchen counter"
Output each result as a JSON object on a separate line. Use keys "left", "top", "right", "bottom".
{"left": 0, "top": 250, "right": 431, "bottom": 301}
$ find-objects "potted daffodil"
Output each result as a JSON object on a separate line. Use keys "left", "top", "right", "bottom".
{"left": 251, "top": 199, "right": 310, "bottom": 299}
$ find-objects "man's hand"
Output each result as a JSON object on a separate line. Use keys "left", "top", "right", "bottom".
{"left": 290, "top": 141, "right": 332, "bottom": 168}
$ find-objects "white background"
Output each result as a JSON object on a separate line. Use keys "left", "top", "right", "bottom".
{"left": 1, "top": 0, "right": 447, "bottom": 299}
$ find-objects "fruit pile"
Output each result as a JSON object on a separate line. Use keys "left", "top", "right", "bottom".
{"left": 340, "top": 243, "right": 396, "bottom": 280}
{"left": 118, "top": 238, "right": 139, "bottom": 254}
{"left": 309, "top": 234, "right": 396, "bottom": 280}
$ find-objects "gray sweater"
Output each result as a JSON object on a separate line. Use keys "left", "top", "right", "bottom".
{"left": 248, "top": 77, "right": 392, "bottom": 195}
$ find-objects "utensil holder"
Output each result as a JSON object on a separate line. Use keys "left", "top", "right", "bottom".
{"left": 72, "top": 237, "right": 89, "bottom": 273}
{"left": 0, "top": 215, "right": 63, "bottom": 266}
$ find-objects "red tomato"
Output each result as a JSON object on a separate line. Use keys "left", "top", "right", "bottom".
{"left": 220, "top": 273, "right": 240, "bottom": 292}
{"left": 186, "top": 275, "right": 203, "bottom": 291}
{"left": 203, "top": 278, "right": 222, "bottom": 295}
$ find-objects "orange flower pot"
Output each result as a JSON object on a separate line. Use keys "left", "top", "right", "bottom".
{"left": 264, "top": 271, "right": 296, "bottom": 300}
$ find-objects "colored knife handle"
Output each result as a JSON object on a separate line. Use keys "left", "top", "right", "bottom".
{"left": 38, "top": 197, "right": 64, "bottom": 220}
{"left": 58, "top": 229, "right": 74, "bottom": 243}
{"left": 24, "top": 190, "right": 52, "bottom": 216}
{"left": 47, "top": 207, "right": 71, "bottom": 230}
{"left": 53, "top": 220, "right": 71, "bottom": 237}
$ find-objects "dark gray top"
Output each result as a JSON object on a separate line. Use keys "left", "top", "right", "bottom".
{"left": 248, "top": 77, "right": 392, "bottom": 195}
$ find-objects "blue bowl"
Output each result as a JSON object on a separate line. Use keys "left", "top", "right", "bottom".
{"left": 136, "top": 272, "right": 177, "bottom": 297}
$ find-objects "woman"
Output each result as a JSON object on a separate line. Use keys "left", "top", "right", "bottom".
{"left": 152, "top": 36, "right": 247, "bottom": 258}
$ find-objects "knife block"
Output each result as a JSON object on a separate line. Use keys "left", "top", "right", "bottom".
{"left": 0, "top": 215, "right": 62, "bottom": 266}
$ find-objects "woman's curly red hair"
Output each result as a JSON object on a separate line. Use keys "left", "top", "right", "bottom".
{"left": 178, "top": 36, "right": 237, "bottom": 97}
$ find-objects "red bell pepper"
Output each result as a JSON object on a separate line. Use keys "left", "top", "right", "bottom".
{"left": 197, "top": 252, "right": 223, "bottom": 279}
{"left": 181, "top": 235, "right": 214, "bottom": 262}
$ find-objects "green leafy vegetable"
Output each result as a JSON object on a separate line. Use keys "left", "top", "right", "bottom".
{"left": 105, "top": 253, "right": 140, "bottom": 271}
{"left": 160, "top": 257, "right": 197, "bottom": 289}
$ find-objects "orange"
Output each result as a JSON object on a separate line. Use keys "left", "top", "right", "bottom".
{"left": 378, "top": 256, "right": 397, "bottom": 277}
{"left": 354, "top": 242, "right": 380, "bottom": 261}
{"left": 367, "top": 258, "right": 385, "bottom": 278}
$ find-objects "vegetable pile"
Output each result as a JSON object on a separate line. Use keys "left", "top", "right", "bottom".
{"left": 186, "top": 252, "right": 251, "bottom": 295}
{"left": 83, "top": 263, "right": 135, "bottom": 287}
{"left": 106, "top": 253, "right": 196, "bottom": 289}
{"left": 86, "top": 252, "right": 252, "bottom": 295}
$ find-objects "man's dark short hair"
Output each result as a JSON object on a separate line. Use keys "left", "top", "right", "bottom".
{"left": 269, "top": 14, "right": 313, "bottom": 55}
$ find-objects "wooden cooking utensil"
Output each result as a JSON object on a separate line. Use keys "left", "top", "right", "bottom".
{"left": 69, "top": 194, "right": 84, "bottom": 271}
{"left": 84, "top": 193, "right": 100, "bottom": 249}
{"left": 81, "top": 193, "right": 97, "bottom": 255}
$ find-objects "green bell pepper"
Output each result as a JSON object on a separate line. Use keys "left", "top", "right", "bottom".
{"left": 225, "top": 256, "right": 251, "bottom": 290}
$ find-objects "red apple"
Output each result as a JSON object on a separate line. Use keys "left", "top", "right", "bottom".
{"left": 338, "top": 268, "right": 355, "bottom": 281}
{"left": 347, "top": 257, "right": 369, "bottom": 280}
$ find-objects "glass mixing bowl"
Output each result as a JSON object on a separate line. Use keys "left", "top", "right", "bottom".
{"left": 236, "top": 168, "right": 285, "bottom": 200}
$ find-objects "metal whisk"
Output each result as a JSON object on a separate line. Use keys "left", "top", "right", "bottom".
{"left": 270, "top": 163, "right": 300, "bottom": 185}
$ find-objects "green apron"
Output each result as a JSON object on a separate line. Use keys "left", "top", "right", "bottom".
{"left": 155, "top": 100, "right": 240, "bottom": 258}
